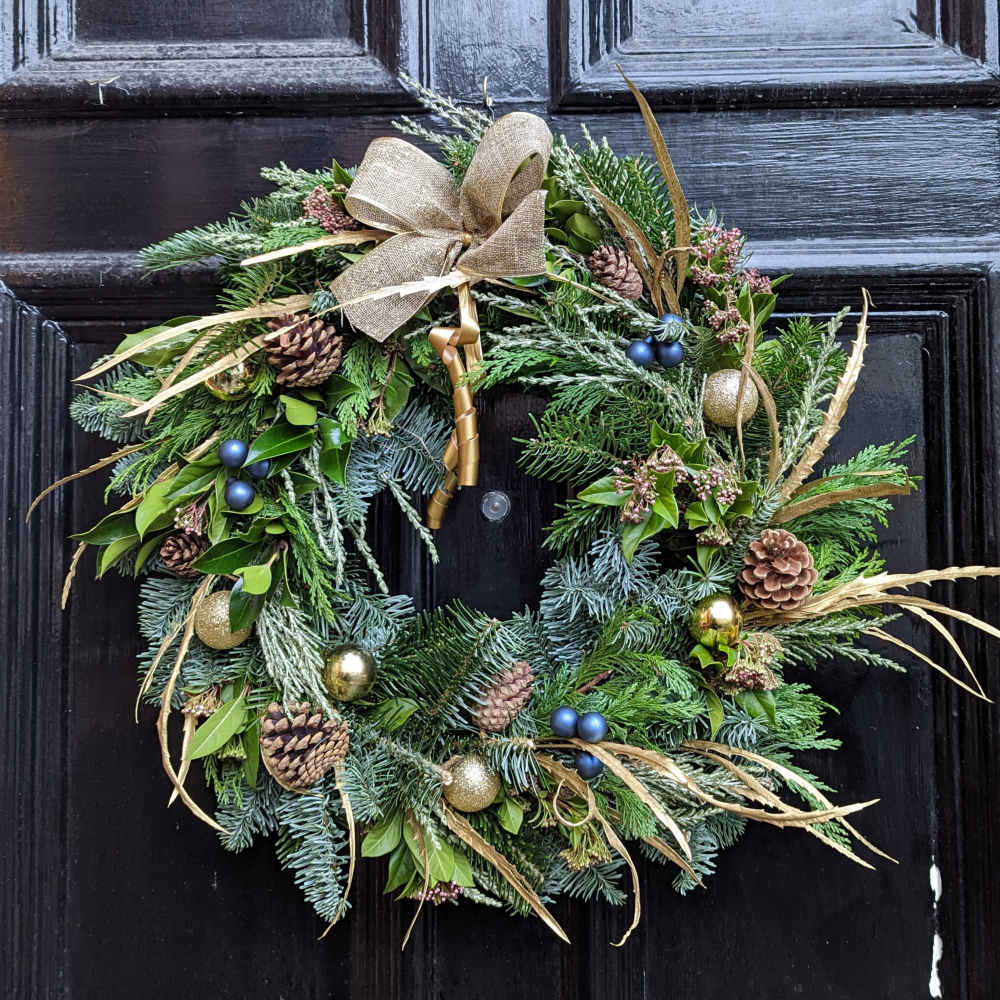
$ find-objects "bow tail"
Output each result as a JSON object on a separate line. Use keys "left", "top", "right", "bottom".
{"left": 426, "top": 283, "right": 482, "bottom": 530}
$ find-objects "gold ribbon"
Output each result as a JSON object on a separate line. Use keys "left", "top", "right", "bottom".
{"left": 329, "top": 112, "right": 553, "bottom": 342}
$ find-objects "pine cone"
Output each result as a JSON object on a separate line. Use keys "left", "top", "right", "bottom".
{"left": 160, "top": 532, "right": 208, "bottom": 577}
{"left": 260, "top": 702, "right": 349, "bottom": 789}
{"left": 738, "top": 528, "right": 818, "bottom": 611}
{"left": 474, "top": 660, "right": 534, "bottom": 732}
{"left": 264, "top": 314, "right": 343, "bottom": 388}
{"left": 588, "top": 246, "right": 644, "bottom": 301}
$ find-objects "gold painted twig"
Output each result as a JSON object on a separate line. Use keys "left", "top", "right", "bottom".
{"left": 426, "top": 283, "right": 481, "bottom": 529}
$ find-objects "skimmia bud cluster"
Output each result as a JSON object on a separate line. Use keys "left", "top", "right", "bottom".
{"left": 691, "top": 224, "right": 744, "bottom": 286}
{"left": 738, "top": 267, "right": 772, "bottom": 293}
{"left": 614, "top": 460, "right": 659, "bottom": 524}
{"left": 174, "top": 501, "right": 208, "bottom": 535}
{"left": 415, "top": 882, "right": 464, "bottom": 905}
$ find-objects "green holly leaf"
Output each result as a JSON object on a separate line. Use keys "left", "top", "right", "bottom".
{"left": 185, "top": 695, "right": 247, "bottom": 760}
{"left": 622, "top": 511, "right": 666, "bottom": 562}
{"left": 497, "top": 796, "right": 524, "bottom": 835}
{"left": 578, "top": 475, "right": 628, "bottom": 507}
{"left": 317, "top": 417, "right": 352, "bottom": 486}
{"left": 362, "top": 811, "right": 403, "bottom": 857}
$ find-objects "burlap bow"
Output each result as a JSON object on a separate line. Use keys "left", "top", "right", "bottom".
{"left": 330, "top": 111, "right": 553, "bottom": 342}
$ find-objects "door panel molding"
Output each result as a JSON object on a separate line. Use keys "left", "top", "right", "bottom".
{"left": 550, "top": 0, "right": 1000, "bottom": 109}
{"left": 0, "top": 0, "right": 405, "bottom": 116}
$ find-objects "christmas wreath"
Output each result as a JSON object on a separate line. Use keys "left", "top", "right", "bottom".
{"left": 34, "top": 72, "right": 1000, "bottom": 944}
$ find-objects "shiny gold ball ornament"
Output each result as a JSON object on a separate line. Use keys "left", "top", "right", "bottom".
{"left": 205, "top": 359, "right": 258, "bottom": 400}
{"left": 442, "top": 754, "right": 501, "bottom": 812}
{"left": 689, "top": 593, "right": 743, "bottom": 650}
{"left": 194, "top": 590, "right": 252, "bottom": 650}
{"left": 703, "top": 368, "right": 759, "bottom": 427}
{"left": 322, "top": 643, "right": 377, "bottom": 702}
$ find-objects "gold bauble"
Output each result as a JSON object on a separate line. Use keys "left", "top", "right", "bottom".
{"left": 322, "top": 643, "right": 377, "bottom": 701}
{"left": 205, "top": 359, "right": 258, "bottom": 400}
{"left": 703, "top": 369, "right": 758, "bottom": 427}
{"left": 194, "top": 590, "right": 252, "bottom": 650}
{"left": 689, "top": 593, "right": 743, "bottom": 650}
{"left": 442, "top": 754, "right": 500, "bottom": 812}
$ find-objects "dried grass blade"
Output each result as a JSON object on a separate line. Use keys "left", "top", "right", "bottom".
{"left": 644, "top": 835, "right": 705, "bottom": 887}
{"left": 865, "top": 626, "right": 990, "bottom": 701}
{"left": 168, "top": 713, "right": 198, "bottom": 806}
{"left": 124, "top": 335, "right": 267, "bottom": 418}
{"left": 241, "top": 228, "right": 391, "bottom": 267}
{"left": 616, "top": 64, "right": 690, "bottom": 296}
{"left": 401, "top": 810, "right": 431, "bottom": 949}
{"left": 742, "top": 363, "right": 782, "bottom": 482}
{"left": 136, "top": 619, "right": 182, "bottom": 723}
{"left": 735, "top": 297, "right": 758, "bottom": 476}
{"left": 772, "top": 480, "right": 911, "bottom": 524}
{"left": 902, "top": 604, "right": 985, "bottom": 698}
{"left": 444, "top": 804, "right": 570, "bottom": 943}
{"left": 77, "top": 295, "right": 312, "bottom": 381}
{"left": 782, "top": 288, "right": 871, "bottom": 499}
{"left": 325, "top": 765, "right": 357, "bottom": 932}
{"left": 61, "top": 541, "right": 88, "bottom": 609}
{"left": 26, "top": 442, "right": 147, "bottom": 523}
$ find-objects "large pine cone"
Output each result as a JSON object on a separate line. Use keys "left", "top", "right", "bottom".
{"left": 474, "top": 660, "right": 534, "bottom": 732}
{"left": 160, "top": 532, "right": 208, "bottom": 577}
{"left": 588, "top": 245, "right": 644, "bottom": 301}
{"left": 264, "top": 314, "right": 343, "bottom": 388}
{"left": 738, "top": 528, "right": 818, "bottom": 611}
{"left": 260, "top": 702, "right": 349, "bottom": 788}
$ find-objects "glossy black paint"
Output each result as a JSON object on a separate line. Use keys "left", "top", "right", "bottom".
{"left": 3, "top": 1, "right": 1000, "bottom": 997}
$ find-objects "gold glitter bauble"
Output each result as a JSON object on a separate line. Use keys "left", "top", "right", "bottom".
{"left": 205, "top": 359, "right": 258, "bottom": 400}
{"left": 703, "top": 369, "right": 758, "bottom": 427}
{"left": 194, "top": 590, "right": 252, "bottom": 649}
{"left": 689, "top": 593, "right": 743, "bottom": 650}
{"left": 322, "top": 643, "right": 377, "bottom": 702}
{"left": 443, "top": 754, "right": 501, "bottom": 812}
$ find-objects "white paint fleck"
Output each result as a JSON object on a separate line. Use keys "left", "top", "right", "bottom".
{"left": 930, "top": 863, "right": 942, "bottom": 902}
{"left": 929, "top": 933, "right": 943, "bottom": 998}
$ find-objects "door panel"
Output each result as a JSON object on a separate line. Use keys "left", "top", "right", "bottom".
{"left": 3, "top": 0, "right": 1000, "bottom": 997}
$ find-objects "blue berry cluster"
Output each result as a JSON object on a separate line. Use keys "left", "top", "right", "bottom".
{"left": 218, "top": 439, "right": 270, "bottom": 511}
{"left": 625, "top": 313, "right": 685, "bottom": 370}
{"left": 549, "top": 706, "right": 609, "bottom": 780}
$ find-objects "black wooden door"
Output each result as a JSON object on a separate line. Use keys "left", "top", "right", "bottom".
{"left": 3, "top": 1, "right": 1000, "bottom": 997}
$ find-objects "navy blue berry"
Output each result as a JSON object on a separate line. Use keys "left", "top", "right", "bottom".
{"left": 218, "top": 439, "right": 249, "bottom": 469}
{"left": 574, "top": 750, "right": 604, "bottom": 780}
{"left": 576, "top": 711, "right": 609, "bottom": 744}
{"left": 550, "top": 706, "right": 580, "bottom": 738}
{"left": 225, "top": 480, "right": 256, "bottom": 511}
{"left": 656, "top": 340, "right": 684, "bottom": 368}
{"left": 625, "top": 340, "right": 655, "bottom": 369}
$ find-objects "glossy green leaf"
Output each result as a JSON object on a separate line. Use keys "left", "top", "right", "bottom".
{"left": 98, "top": 533, "right": 139, "bottom": 576}
{"left": 690, "top": 644, "right": 718, "bottom": 670}
{"left": 192, "top": 537, "right": 262, "bottom": 574}
{"left": 735, "top": 689, "right": 777, "bottom": 726}
{"left": 684, "top": 501, "right": 711, "bottom": 530}
{"left": 704, "top": 688, "right": 725, "bottom": 739}
{"left": 497, "top": 796, "right": 524, "bottom": 835}
{"left": 317, "top": 417, "right": 351, "bottom": 486}
{"left": 652, "top": 490, "right": 679, "bottom": 528}
{"left": 134, "top": 530, "right": 170, "bottom": 574}
{"left": 451, "top": 850, "right": 475, "bottom": 888}
{"left": 236, "top": 563, "right": 272, "bottom": 595}
{"left": 577, "top": 475, "right": 628, "bottom": 507}
{"left": 279, "top": 395, "right": 318, "bottom": 426}
{"left": 135, "top": 480, "right": 176, "bottom": 540}
{"left": 244, "top": 420, "right": 314, "bottom": 466}
{"left": 286, "top": 471, "right": 320, "bottom": 498}
{"left": 242, "top": 721, "right": 260, "bottom": 788}
{"left": 362, "top": 811, "right": 403, "bottom": 857}
{"left": 622, "top": 511, "right": 666, "bottom": 562}
{"left": 185, "top": 695, "right": 247, "bottom": 760}
{"left": 264, "top": 522, "right": 286, "bottom": 534}
{"left": 229, "top": 580, "right": 265, "bottom": 632}
{"left": 325, "top": 374, "right": 363, "bottom": 410}
{"left": 384, "top": 840, "right": 415, "bottom": 894}
{"left": 223, "top": 491, "right": 264, "bottom": 516}
{"left": 383, "top": 365, "right": 414, "bottom": 422}
{"left": 548, "top": 199, "right": 589, "bottom": 222}
{"left": 370, "top": 697, "right": 421, "bottom": 731}
{"left": 113, "top": 315, "right": 201, "bottom": 367}
{"left": 167, "top": 461, "right": 220, "bottom": 501}
{"left": 72, "top": 508, "right": 137, "bottom": 545}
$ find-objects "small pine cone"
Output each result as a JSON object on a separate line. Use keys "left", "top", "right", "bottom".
{"left": 588, "top": 245, "right": 644, "bottom": 301}
{"left": 738, "top": 528, "right": 818, "bottom": 611}
{"left": 264, "top": 313, "right": 343, "bottom": 387}
{"left": 303, "top": 185, "right": 358, "bottom": 235}
{"left": 474, "top": 660, "right": 534, "bottom": 732}
{"left": 160, "top": 532, "right": 209, "bottom": 577}
{"left": 260, "top": 702, "right": 349, "bottom": 789}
